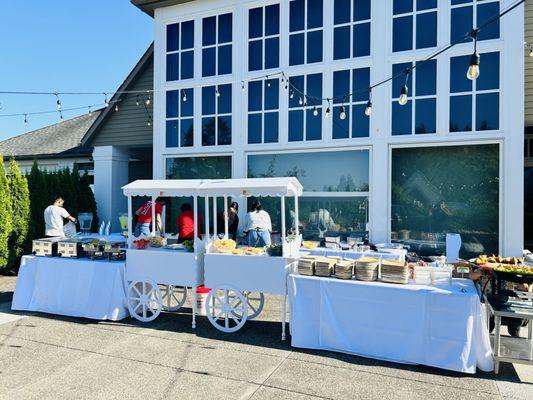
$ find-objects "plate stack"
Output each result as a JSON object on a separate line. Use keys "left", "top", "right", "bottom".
{"left": 355, "top": 257, "right": 380, "bottom": 281}
{"left": 380, "top": 260, "right": 409, "bottom": 284}
{"left": 335, "top": 259, "right": 354, "bottom": 280}
{"left": 315, "top": 258, "right": 336, "bottom": 277}
{"left": 298, "top": 256, "right": 317, "bottom": 276}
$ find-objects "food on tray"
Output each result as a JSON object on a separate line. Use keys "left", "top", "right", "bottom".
{"left": 213, "top": 238, "right": 237, "bottom": 253}
{"left": 244, "top": 247, "right": 265, "bottom": 255}
{"left": 231, "top": 248, "right": 246, "bottom": 255}
{"left": 302, "top": 241, "right": 319, "bottom": 249}
{"left": 182, "top": 240, "right": 194, "bottom": 252}
{"left": 133, "top": 239, "right": 150, "bottom": 249}
{"left": 474, "top": 254, "right": 524, "bottom": 265}
{"left": 267, "top": 244, "right": 283, "bottom": 257}
{"left": 149, "top": 236, "right": 166, "bottom": 248}
{"left": 493, "top": 265, "right": 533, "bottom": 275}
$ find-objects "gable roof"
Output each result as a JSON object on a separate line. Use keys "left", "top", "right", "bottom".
{"left": 0, "top": 111, "right": 101, "bottom": 160}
{"left": 131, "top": 0, "right": 195, "bottom": 16}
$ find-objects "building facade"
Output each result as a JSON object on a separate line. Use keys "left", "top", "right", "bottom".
{"left": 136, "top": 0, "right": 524, "bottom": 257}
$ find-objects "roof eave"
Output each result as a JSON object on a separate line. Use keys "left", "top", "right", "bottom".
{"left": 131, "top": 0, "right": 195, "bottom": 17}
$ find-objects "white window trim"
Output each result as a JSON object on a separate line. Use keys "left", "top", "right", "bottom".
{"left": 392, "top": 0, "right": 438, "bottom": 53}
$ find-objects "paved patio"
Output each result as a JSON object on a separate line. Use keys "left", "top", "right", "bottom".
{"left": 0, "top": 276, "right": 532, "bottom": 400}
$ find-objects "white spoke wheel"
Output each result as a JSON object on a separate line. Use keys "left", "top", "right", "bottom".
{"left": 230, "top": 291, "right": 265, "bottom": 320}
{"left": 206, "top": 285, "right": 247, "bottom": 333}
{"left": 127, "top": 280, "right": 162, "bottom": 322}
{"left": 159, "top": 285, "right": 188, "bottom": 312}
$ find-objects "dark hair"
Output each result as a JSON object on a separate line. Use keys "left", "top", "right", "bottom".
{"left": 53, "top": 195, "right": 64, "bottom": 203}
{"left": 181, "top": 202, "right": 192, "bottom": 212}
{"left": 251, "top": 200, "right": 262, "bottom": 212}
{"left": 230, "top": 202, "right": 239, "bottom": 211}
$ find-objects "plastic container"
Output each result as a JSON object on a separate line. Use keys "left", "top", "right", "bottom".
{"left": 196, "top": 286, "right": 211, "bottom": 316}
{"left": 78, "top": 213, "right": 93, "bottom": 234}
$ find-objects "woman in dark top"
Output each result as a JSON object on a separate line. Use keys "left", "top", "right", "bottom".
{"left": 217, "top": 202, "right": 239, "bottom": 240}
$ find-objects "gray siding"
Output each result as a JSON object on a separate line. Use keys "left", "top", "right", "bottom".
{"left": 91, "top": 61, "right": 154, "bottom": 147}
{"left": 526, "top": 0, "right": 533, "bottom": 126}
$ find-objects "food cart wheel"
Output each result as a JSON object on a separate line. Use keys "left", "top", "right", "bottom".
{"left": 230, "top": 291, "right": 265, "bottom": 320}
{"left": 159, "top": 285, "right": 188, "bottom": 312}
{"left": 206, "top": 285, "right": 248, "bottom": 333}
{"left": 127, "top": 279, "right": 162, "bottom": 322}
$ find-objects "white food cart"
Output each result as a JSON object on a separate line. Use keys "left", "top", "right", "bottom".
{"left": 122, "top": 180, "right": 206, "bottom": 326}
{"left": 198, "top": 178, "right": 303, "bottom": 340}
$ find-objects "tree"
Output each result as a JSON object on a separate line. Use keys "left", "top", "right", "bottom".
{"left": 27, "top": 161, "right": 48, "bottom": 241}
{"left": 78, "top": 169, "right": 98, "bottom": 231}
{"left": 7, "top": 159, "right": 30, "bottom": 270}
{"left": 0, "top": 156, "right": 13, "bottom": 270}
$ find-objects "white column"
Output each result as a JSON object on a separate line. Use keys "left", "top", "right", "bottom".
{"left": 93, "top": 146, "right": 130, "bottom": 233}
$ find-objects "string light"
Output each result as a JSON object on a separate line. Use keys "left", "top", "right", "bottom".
{"left": 290, "top": 90, "right": 294, "bottom": 99}
{"left": 467, "top": 29, "right": 480, "bottom": 80}
{"left": 145, "top": 95, "right": 151, "bottom": 105}
{"left": 23, "top": 114, "right": 28, "bottom": 126}
{"left": 241, "top": 81, "right": 246, "bottom": 92}
{"left": 215, "top": 88, "right": 221, "bottom": 97}
{"left": 115, "top": 103, "right": 119, "bottom": 112}
{"left": 55, "top": 93, "right": 62, "bottom": 110}
{"left": 88, "top": 106, "right": 92, "bottom": 116}
{"left": 312, "top": 106, "right": 319, "bottom": 117}
{"left": 59, "top": 111, "right": 64, "bottom": 121}
{"left": 104, "top": 93, "right": 109, "bottom": 107}
{"left": 147, "top": 118, "right": 152, "bottom": 126}
{"left": 136, "top": 95, "right": 140, "bottom": 106}
{"left": 339, "top": 97, "right": 347, "bottom": 120}
{"left": 182, "top": 90, "right": 187, "bottom": 102}
{"left": 365, "top": 91, "right": 373, "bottom": 117}
{"left": 398, "top": 69, "right": 409, "bottom": 106}
{"left": 325, "top": 100, "right": 331, "bottom": 118}
{"left": 298, "top": 97, "right": 303, "bottom": 106}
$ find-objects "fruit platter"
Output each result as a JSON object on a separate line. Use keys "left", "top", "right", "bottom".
{"left": 133, "top": 238, "right": 150, "bottom": 250}
{"left": 472, "top": 254, "right": 525, "bottom": 266}
{"left": 212, "top": 238, "right": 237, "bottom": 253}
{"left": 302, "top": 241, "right": 319, "bottom": 249}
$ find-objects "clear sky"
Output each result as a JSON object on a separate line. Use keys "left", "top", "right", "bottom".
{"left": 0, "top": 0, "right": 153, "bottom": 141}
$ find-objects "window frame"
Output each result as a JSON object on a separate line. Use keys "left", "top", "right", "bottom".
{"left": 201, "top": 83, "right": 233, "bottom": 147}
{"left": 201, "top": 12, "right": 233, "bottom": 77}
{"left": 289, "top": 0, "right": 324, "bottom": 66}
{"left": 247, "top": 77, "right": 281, "bottom": 145}
{"left": 247, "top": 3, "right": 281, "bottom": 72}
{"left": 165, "top": 20, "right": 195, "bottom": 81}
{"left": 287, "top": 72, "right": 324, "bottom": 142}
{"left": 333, "top": 0, "right": 371, "bottom": 60}
{"left": 450, "top": 0, "right": 500, "bottom": 43}
{"left": 392, "top": 0, "right": 438, "bottom": 53}
{"left": 165, "top": 88, "right": 194, "bottom": 148}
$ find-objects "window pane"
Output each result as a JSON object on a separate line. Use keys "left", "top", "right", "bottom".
{"left": 308, "top": 0, "right": 323, "bottom": 29}
{"left": 392, "top": 100, "right": 412, "bottom": 135}
{"left": 248, "top": 114, "right": 262, "bottom": 144}
{"left": 393, "top": 16, "right": 413, "bottom": 52}
{"left": 306, "top": 108, "right": 322, "bottom": 140}
{"left": 166, "top": 121, "right": 179, "bottom": 147}
{"left": 393, "top": 0, "right": 413, "bottom": 15}
{"left": 334, "top": 0, "right": 351, "bottom": 25}
{"left": 166, "top": 90, "right": 179, "bottom": 118}
{"left": 181, "top": 20, "right": 194, "bottom": 49}
{"left": 478, "top": 2, "right": 499, "bottom": 41}
{"left": 391, "top": 144, "right": 500, "bottom": 258}
{"left": 248, "top": 81, "right": 262, "bottom": 111}
{"left": 334, "top": 26, "right": 351, "bottom": 60}
{"left": 449, "top": 95, "right": 472, "bottom": 132}
{"left": 477, "top": 52, "right": 499, "bottom": 91}
{"left": 218, "top": 116, "right": 232, "bottom": 145}
{"left": 167, "top": 156, "right": 232, "bottom": 179}
{"left": 180, "top": 119, "right": 194, "bottom": 147}
{"left": 289, "top": 33, "right": 305, "bottom": 65}
{"left": 167, "top": 23, "right": 180, "bottom": 52}
{"left": 353, "top": 67, "right": 370, "bottom": 101}
{"left": 450, "top": 6, "right": 473, "bottom": 44}
{"left": 218, "top": 13, "right": 233, "bottom": 43}
{"left": 289, "top": 76, "right": 305, "bottom": 108}
{"left": 416, "top": 12, "right": 436, "bottom": 49}
{"left": 476, "top": 93, "right": 499, "bottom": 131}
{"left": 264, "top": 112, "right": 279, "bottom": 143}
{"left": 353, "top": 22, "right": 371, "bottom": 57}
{"left": 416, "top": 59, "right": 436, "bottom": 96}
{"left": 354, "top": 0, "right": 371, "bottom": 21}
{"left": 415, "top": 98, "right": 436, "bottom": 134}
{"left": 202, "top": 47, "right": 216, "bottom": 77}
{"left": 265, "top": 37, "right": 280, "bottom": 69}
{"left": 289, "top": 110, "right": 304, "bottom": 141}
{"left": 265, "top": 79, "right": 279, "bottom": 110}
{"left": 450, "top": 55, "right": 472, "bottom": 93}
{"left": 307, "top": 31, "right": 323, "bottom": 63}
{"left": 202, "top": 117, "right": 216, "bottom": 146}
{"left": 392, "top": 62, "right": 412, "bottom": 96}
{"left": 307, "top": 73, "right": 323, "bottom": 99}
{"left": 290, "top": 0, "right": 305, "bottom": 31}
{"left": 265, "top": 4, "right": 280, "bottom": 36}
{"left": 202, "top": 86, "right": 216, "bottom": 115}
{"left": 333, "top": 106, "right": 349, "bottom": 139}
{"left": 248, "top": 40, "right": 263, "bottom": 71}
{"left": 249, "top": 7, "right": 263, "bottom": 39}
{"left": 181, "top": 89, "right": 193, "bottom": 117}
{"left": 333, "top": 70, "right": 350, "bottom": 104}
{"left": 218, "top": 84, "right": 232, "bottom": 114}
{"left": 353, "top": 104, "right": 369, "bottom": 137}
{"left": 166, "top": 54, "right": 179, "bottom": 81}
{"left": 202, "top": 16, "right": 216, "bottom": 46}
{"left": 417, "top": 0, "right": 437, "bottom": 11}
{"left": 181, "top": 51, "right": 194, "bottom": 80}
{"left": 218, "top": 45, "right": 232, "bottom": 75}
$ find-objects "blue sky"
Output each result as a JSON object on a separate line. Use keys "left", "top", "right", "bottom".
{"left": 0, "top": 0, "right": 153, "bottom": 141}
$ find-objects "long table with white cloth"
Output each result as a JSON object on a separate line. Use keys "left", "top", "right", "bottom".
{"left": 288, "top": 274, "right": 493, "bottom": 373}
{"left": 12, "top": 255, "right": 128, "bottom": 321}
{"left": 305, "top": 247, "right": 407, "bottom": 262}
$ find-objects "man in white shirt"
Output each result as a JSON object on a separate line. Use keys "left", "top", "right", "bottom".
{"left": 44, "top": 196, "right": 77, "bottom": 237}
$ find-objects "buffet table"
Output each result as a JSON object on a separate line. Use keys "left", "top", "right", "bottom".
{"left": 305, "top": 248, "right": 406, "bottom": 262}
{"left": 288, "top": 275, "right": 493, "bottom": 373}
{"left": 12, "top": 255, "right": 128, "bottom": 321}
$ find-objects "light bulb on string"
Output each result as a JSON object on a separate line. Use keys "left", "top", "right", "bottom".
{"left": 115, "top": 103, "right": 119, "bottom": 112}
{"left": 215, "top": 88, "right": 221, "bottom": 97}
{"left": 88, "top": 106, "right": 92, "bottom": 116}
{"left": 23, "top": 114, "right": 28, "bottom": 126}
{"left": 284, "top": 83, "right": 288, "bottom": 92}
{"left": 398, "top": 69, "right": 410, "bottom": 106}
{"left": 147, "top": 118, "right": 152, "bottom": 126}
{"left": 55, "top": 94, "right": 62, "bottom": 110}
{"left": 182, "top": 90, "right": 187, "bottom": 102}
{"left": 136, "top": 95, "right": 140, "bottom": 106}
{"left": 339, "top": 98, "right": 347, "bottom": 120}
{"left": 104, "top": 93, "right": 109, "bottom": 107}
{"left": 299, "top": 97, "right": 304, "bottom": 106}
{"left": 365, "top": 90, "right": 373, "bottom": 117}
{"left": 529, "top": 46, "right": 533, "bottom": 57}
{"left": 266, "top": 76, "right": 271, "bottom": 87}
{"left": 312, "top": 106, "right": 319, "bottom": 117}
{"left": 467, "top": 29, "right": 480, "bottom": 80}
{"left": 325, "top": 100, "right": 331, "bottom": 118}
{"left": 145, "top": 95, "right": 151, "bottom": 105}
{"left": 242, "top": 81, "right": 246, "bottom": 92}
{"left": 290, "top": 90, "right": 294, "bottom": 99}
{"left": 59, "top": 111, "right": 64, "bottom": 122}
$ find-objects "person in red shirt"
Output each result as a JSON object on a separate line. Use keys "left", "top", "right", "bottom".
{"left": 176, "top": 202, "right": 203, "bottom": 242}
{"left": 134, "top": 198, "right": 165, "bottom": 237}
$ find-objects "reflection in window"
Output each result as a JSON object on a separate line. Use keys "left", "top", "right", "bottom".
{"left": 166, "top": 89, "right": 194, "bottom": 147}
{"left": 449, "top": 52, "right": 499, "bottom": 132}
{"left": 202, "top": 13, "right": 233, "bottom": 77}
{"left": 451, "top": 0, "right": 499, "bottom": 43}
{"left": 333, "top": 0, "right": 371, "bottom": 60}
{"left": 288, "top": 74, "right": 323, "bottom": 141}
{"left": 392, "top": 60, "right": 437, "bottom": 135}
{"left": 249, "top": 4, "right": 280, "bottom": 71}
{"left": 166, "top": 20, "right": 194, "bottom": 81}
{"left": 202, "top": 84, "right": 232, "bottom": 146}
{"left": 248, "top": 78, "right": 280, "bottom": 144}
{"left": 391, "top": 144, "right": 500, "bottom": 258}
{"left": 289, "top": 0, "right": 323, "bottom": 66}
{"left": 392, "top": 0, "right": 437, "bottom": 52}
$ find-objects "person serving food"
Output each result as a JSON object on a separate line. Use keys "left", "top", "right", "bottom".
{"left": 134, "top": 197, "right": 165, "bottom": 237}
{"left": 243, "top": 200, "right": 272, "bottom": 247}
{"left": 44, "top": 196, "right": 77, "bottom": 238}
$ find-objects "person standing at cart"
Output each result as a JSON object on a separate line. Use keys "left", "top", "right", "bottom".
{"left": 217, "top": 202, "right": 239, "bottom": 240}
{"left": 243, "top": 200, "right": 272, "bottom": 247}
{"left": 176, "top": 202, "right": 203, "bottom": 242}
{"left": 134, "top": 197, "right": 165, "bottom": 237}
{"left": 44, "top": 196, "right": 77, "bottom": 238}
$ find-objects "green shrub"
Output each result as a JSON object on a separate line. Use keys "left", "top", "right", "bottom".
{"left": 7, "top": 159, "right": 30, "bottom": 270}
{"left": 0, "top": 156, "right": 13, "bottom": 270}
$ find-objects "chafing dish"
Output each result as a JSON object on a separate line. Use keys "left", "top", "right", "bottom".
{"left": 324, "top": 235, "right": 341, "bottom": 249}
{"left": 58, "top": 238, "right": 93, "bottom": 258}
{"left": 32, "top": 238, "right": 61, "bottom": 257}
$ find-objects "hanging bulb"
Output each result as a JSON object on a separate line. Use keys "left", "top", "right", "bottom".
{"left": 182, "top": 90, "right": 187, "bottom": 102}
{"left": 529, "top": 46, "right": 533, "bottom": 57}
{"left": 59, "top": 111, "right": 64, "bottom": 121}
{"left": 56, "top": 96, "right": 62, "bottom": 110}
{"left": 298, "top": 97, "right": 303, "bottom": 105}
{"left": 398, "top": 85, "right": 408, "bottom": 106}
{"left": 339, "top": 105, "right": 346, "bottom": 120}
{"left": 136, "top": 95, "right": 140, "bottom": 106}
{"left": 312, "top": 106, "right": 319, "bottom": 117}
{"left": 145, "top": 95, "right": 151, "bottom": 105}
{"left": 115, "top": 103, "right": 119, "bottom": 112}
{"left": 267, "top": 81, "right": 271, "bottom": 88}
{"left": 215, "top": 89, "right": 221, "bottom": 97}
{"left": 242, "top": 81, "right": 246, "bottom": 92}
{"left": 284, "top": 84, "right": 288, "bottom": 92}
{"left": 364, "top": 100, "right": 373, "bottom": 116}
{"left": 290, "top": 90, "right": 294, "bottom": 99}
{"left": 147, "top": 119, "right": 152, "bottom": 126}
{"left": 88, "top": 106, "right": 92, "bottom": 116}
{"left": 467, "top": 53, "right": 480, "bottom": 80}
{"left": 104, "top": 93, "right": 109, "bottom": 107}
{"left": 24, "top": 114, "right": 28, "bottom": 126}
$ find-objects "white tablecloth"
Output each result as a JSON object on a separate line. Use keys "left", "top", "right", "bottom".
{"left": 12, "top": 256, "right": 128, "bottom": 321}
{"left": 288, "top": 275, "right": 493, "bottom": 374}
{"left": 305, "top": 248, "right": 406, "bottom": 262}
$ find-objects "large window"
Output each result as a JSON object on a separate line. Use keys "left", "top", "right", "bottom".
{"left": 202, "top": 84, "right": 232, "bottom": 146}
{"left": 449, "top": 52, "right": 499, "bottom": 132}
{"left": 333, "top": 0, "right": 371, "bottom": 60}
{"left": 166, "top": 20, "right": 194, "bottom": 81}
{"left": 288, "top": 73, "right": 323, "bottom": 142}
{"left": 289, "top": 0, "right": 323, "bottom": 66}
{"left": 392, "top": 0, "right": 437, "bottom": 52}
{"left": 391, "top": 144, "right": 499, "bottom": 258}
{"left": 392, "top": 60, "right": 437, "bottom": 135}
{"left": 248, "top": 4, "right": 280, "bottom": 71}
{"left": 451, "top": 0, "right": 499, "bottom": 43}
{"left": 202, "top": 13, "right": 232, "bottom": 77}
{"left": 248, "top": 150, "right": 370, "bottom": 240}
{"left": 166, "top": 89, "right": 194, "bottom": 147}
{"left": 332, "top": 67, "right": 370, "bottom": 139}
{"left": 248, "top": 78, "right": 280, "bottom": 144}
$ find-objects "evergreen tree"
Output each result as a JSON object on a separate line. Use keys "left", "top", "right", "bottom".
{"left": 27, "top": 161, "right": 48, "bottom": 240}
{"left": 0, "top": 156, "right": 13, "bottom": 270}
{"left": 7, "top": 159, "right": 30, "bottom": 269}
{"left": 79, "top": 169, "right": 98, "bottom": 231}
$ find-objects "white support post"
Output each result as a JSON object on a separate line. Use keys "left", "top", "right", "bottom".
{"left": 192, "top": 286, "right": 197, "bottom": 329}
{"left": 213, "top": 196, "right": 217, "bottom": 237}
{"left": 205, "top": 196, "right": 210, "bottom": 241}
{"left": 127, "top": 196, "right": 133, "bottom": 246}
{"left": 151, "top": 196, "right": 156, "bottom": 236}
{"left": 294, "top": 195, "right": 299, "bottom": 236}
{"left": 193, "top": 195, "right": 198, "bottom": 250}
{"left": 223, "top": 196, "right": 229, "bottom": 238}
{"left": 161, "top": 205, "right": 166, "bottom": 235}
{"left": 281, "top": 196, "right": 286, "bottom": 255}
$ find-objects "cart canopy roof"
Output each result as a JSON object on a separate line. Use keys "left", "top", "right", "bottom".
{"left": 122, "top": 177, "right": 303, "bottom": 197}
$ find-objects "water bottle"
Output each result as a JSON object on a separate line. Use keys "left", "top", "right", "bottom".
{"left": 98, "top": 221, "right": 105, "bottom": 236}
{"left": 105, "top": 221, "right": 111, "bottom": 236}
